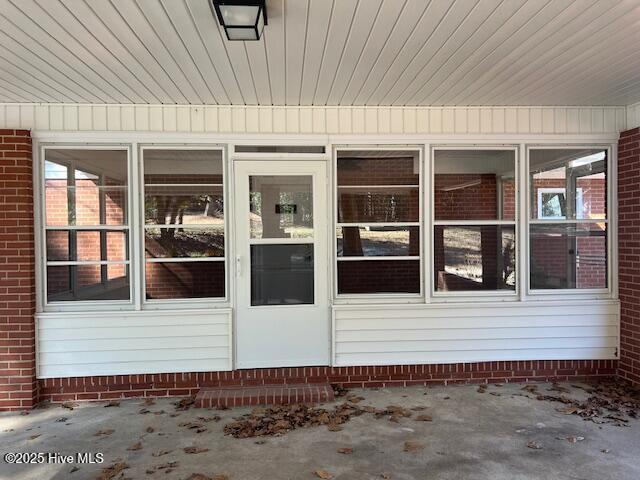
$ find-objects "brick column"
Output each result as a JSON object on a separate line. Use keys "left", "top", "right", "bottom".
{"left": 618, "top": 127, "right": 640, "bottom": 386}
{"left": 0, "top": 129, "right": 36, "bottom": 410}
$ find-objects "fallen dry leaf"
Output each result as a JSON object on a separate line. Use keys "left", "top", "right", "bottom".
{"left": 410, "top": 406, "right": 427, "bottom": 411}
{"left": 127, "top": 442, "right": 143, "bottom": 451}
{"left": 94, "top": 429, "right": 115, "bottom": 436}
{"left": 174, "top": 396, "right": 196, "bottom": 411}
{"left": 477, "top": 385, "right": 487, "bottom": 393}
{"left": 104, "top": 400, "right": 120, "bottom": 408}
{"left": 527, "top": 441, "right": 542, "bottom": 450}
{"left": 415, "top": 414, "right": 433, "bottom": 422}
{"left": 28, "top": 434, "right": 41, "bottom": 440}
{"left": 184, "top": 446, "right": 210, "bottom": 454}
{"left": 146, "top": 426, "right": 155, "bottom": 433}
{"left": 152, "top": 450, "right": 172, "bottom": 457}
{"left": 556, "top": 435, "right": 585, "bottom": 444}
{"left": 381, "top": 475, "right": 391, "bottom": 479}
{"left": 213, "top": 475, "right": 230, "bottom": 480}
{"left": 337, "top": 447, "right": 353, "bottom": 454}
{"left": 522, "top": 385, "right": 538, "bottom": 393}
{"left": 96, "top": 462, "right": 128, "bottom": 480}
{"left": 61, "top": 402, "right": 78, "bottom": 410}
{"left": 404, "top": 441, "right": 425, "bottom": 453}
{"left": 314, "top": 469, "right": 334, "bottom": 479}
{"left": 185, "top": 475, "right": 212, "bottom": 480}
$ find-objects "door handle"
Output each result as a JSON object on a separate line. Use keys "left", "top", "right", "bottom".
{"left": 236, "top": 255, "right": 242, "bottom": 276}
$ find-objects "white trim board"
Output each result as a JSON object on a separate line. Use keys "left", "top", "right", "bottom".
{"left": 626, "top": 101, "right": 640, "bottom": 130}
{"left": 0, "top": 103, "right": 627, "bottom": 135}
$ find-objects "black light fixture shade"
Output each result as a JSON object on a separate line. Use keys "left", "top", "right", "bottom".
{"left": 211, "top": 0, "right": 267, "bottom": 41}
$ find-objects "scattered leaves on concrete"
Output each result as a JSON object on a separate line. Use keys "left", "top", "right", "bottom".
{"left": 522, "top": 385, "right": 539, "bottom": 394}
{"left": 337, "top": 447, "right": 353, "bottom": 454}
{"left": 404, "top": 441, "right": 425, "bottom": 453}
{"left": 410, "top": 406, "right": 427, "bottom": 411}
{"left": 537, "top": 382, "right": 640, "bottom": 426}
{"left": 94, "top": 429, "right": 115, "bottom": 436}
{"left": 184, "top": 446, "right": 210, "bottom": 454}
{"left": 61, "top": 402, "right": 78, "bottom": 410}
{"left": 332, "top": 385, "right": 349, "bottom": 397}
{"left": 527, "top": 441, "right": 542, "bottom": 450}
{"left": 96, "top": 462, "right": 128, "bottom": 480}
{"left": 198, "top": 415, "right": 221, "bottom": 423}
{"left": 127, "top": 442, "right": 142, "bottom": 451}
{"left": 314, "top": 469, "right": 334, "bottom": 479}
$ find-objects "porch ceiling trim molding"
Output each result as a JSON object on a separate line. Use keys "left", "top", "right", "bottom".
{"left": 0, "top": 103, "right": 627, "bottom": 136}
{"left": 627, "top": 101, "right": 640, "bottom": 130}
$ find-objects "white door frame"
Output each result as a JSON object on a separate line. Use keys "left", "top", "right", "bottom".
{"left": 232, "top": 159, "right": 330, "bottom": 368}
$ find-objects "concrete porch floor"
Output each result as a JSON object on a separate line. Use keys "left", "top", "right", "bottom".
{"left": 1, "top": 382, "right": 639, "bottom": 480}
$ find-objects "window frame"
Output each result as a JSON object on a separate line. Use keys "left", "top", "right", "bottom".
{"left": 526, "top": 144, "right": 612, "bottom": 297}
{"left": 38, "top": 143, "right": 135, "bottom": 312}
{"left": 430, "top": 145, "right": 520, "bottom": 300}
{"left": 139, "top": 144, "right": 229, "bottom": 309}
{"left": 332, "top": 146, "right": 425, "bottom": 302}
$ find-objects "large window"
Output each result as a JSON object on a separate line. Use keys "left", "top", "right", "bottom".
{"left": 44, "top": 148, "right": 130, "bottom": 302}
{"left": 335, "top": 149, "right": 421, "bottom": 295}
{"left": 529, "top": 148, "right": 607, "bottom": 290}
{"left": 433, "top": 149, "right": 517, "bottom": 293}
{"left": 142, "top": 149, "right": 225, "bottom": 300}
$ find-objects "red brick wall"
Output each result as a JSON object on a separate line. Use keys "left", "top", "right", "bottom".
{"left": 0, "top": 129, "right": 36, "bottom": 410}
{"left": 618, "top": 127, "right": 640, "bottom": 386}
{"left": 36, "top": 360, "right": 617, "bottom": 402}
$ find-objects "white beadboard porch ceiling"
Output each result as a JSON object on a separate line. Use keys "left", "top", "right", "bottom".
{"left": 1, "top": 0, "right": 640, "bottom": 106}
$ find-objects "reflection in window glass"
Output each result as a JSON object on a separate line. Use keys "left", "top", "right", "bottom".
{"left": 249, "top": 176, "right": 313, "bottom": 239}
{"left": 434, "top": 226, "right": 516, "bottom": 292}
{"left": 145, "top": 227, "right": 224, "bottom": 258}
{"left": 43, "top": 149, "right": 130, "bottom": 303}
{"left": 47, "top": 265, "right": 130, "bottom": 302}
{"left": 337, "top": 227, "right": 419, "bottom": 257}
{"left": 145, "top": 262, "right": 225, "bottom": 299}
{"left": 530, "top": 149, "right": 606, "bottom": 220}
{"left": 251, "top": 244, "right": 314, "bottom": 305}
{"left": 143, "top": 149, "right": 226, "bottom": 300}
{"left": 434, "top": 150, "right": 515, "bottom": 221}
{"left": 337, "top": 260, "right": 420, "bottom": 294}
{"left": 530, "top": 223, "right": 607, "bottom": 290}
{"left": 336, "top": 150, "right": 421, "bottom": 295}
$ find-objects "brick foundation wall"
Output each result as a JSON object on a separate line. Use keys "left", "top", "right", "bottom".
{"left": 37, "top": 360, "right": 617, "bottom": 403}
{"left": 618, "top": 127, "right": 640, "bottom": 386}
{"left": 0, "top": 129, "right": 36, "bottom": 410}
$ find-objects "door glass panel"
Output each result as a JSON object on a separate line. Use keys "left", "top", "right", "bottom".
{"left": 249, "top": 175, "right": 313, "bottom": 239}
{"left": 250, "top": 244, "right": 314, "bottom": 306}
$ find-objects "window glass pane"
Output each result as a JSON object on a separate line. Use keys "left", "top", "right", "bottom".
{"left": 46, "top": 230, "right": 128, "bottom": 262}
{"left": 434, "top": 150, "right": 515, "bottom": 221}
{"left": 47, "top": 264, "right": 130, "bottom": 302}
{"left": 337, "top": 226, "right": 419, "bottom": 257}
{"left": 145, "top": 227, "right": 224, "bottom": 259}
{"left": 530, "top": 223, "right": 607, "bottom": 289}
{"left": 337, "top": 186, "right": 419, "bottom": 223}
{"left": 249, "top": 176, "right": 313, "bottom": 239}
{"left": 434, "top": 226, "right": 516, "bottom": 292}
{"left": 45, "top": 186, "right": 127, "bottom": 226}
{"left": 337, "top": 260, "right": 420, "bottom": 294}
{"left": 143, "top": 149, "right": 223, "bottom": 184}
{"left": 530, "top": 149, "right": 606, "bottom": 220}
{"left": 337, "top": 151, "right": 419, "bottom": 186}
{"left": 251, "top": 244, "right": 314, "bottom": 305}
{"left": 144, "top": 186, "right": 224, "bottom": 225}
{"left": 145, "top": 261, "right": 225, "bottom": 299}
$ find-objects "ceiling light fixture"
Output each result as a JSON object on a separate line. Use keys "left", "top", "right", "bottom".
{"left": 210, "top": 1, "right": 267, "bottom": 41}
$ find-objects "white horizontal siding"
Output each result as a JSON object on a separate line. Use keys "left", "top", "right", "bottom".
{"left": 627, "top": 101, "right": 640, "bottom": 130}
{"left": 333, "top": 300, "right": 619, "bottom": 367}
{"left": 36, "top": 309, "right": 232, "bottom": 378}
{"left": 0, "top": 103, "right": 627, "bottom": 135}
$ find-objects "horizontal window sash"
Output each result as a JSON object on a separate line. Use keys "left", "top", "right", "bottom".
{"left": 145, "top": 257, "right": 225, "bottom": 263}
{"left": 45, "top": 225, "right": 129, "bottom": 231}
{"left": 46, "top": 260, "right": 130, "bottom": 266}
{"left": 337, "top": 184, "right": 419, "bottom": 189}
{"left": 337, "top": 222, "right": 420, "bottom": 228}
{"left": 143, "top": 224, "right": 224, "bottom": 229}
{"left": 433, "top": 220, "right": 516, "bottom": 226}
{"left": 337, "top": 256, "right": 419, "bottom": 261}
{"left": 143, "top": 183, "right": 223, "bottom": 187}
{"left": 529, "top": 219, "right": 608, "bottom": 224}
{"left": 248, "top": 237, "right": 313, "bottom": 245}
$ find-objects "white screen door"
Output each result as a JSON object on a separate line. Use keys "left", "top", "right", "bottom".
{"left": 234, "top": 160, "right": 328, "bottom": 368}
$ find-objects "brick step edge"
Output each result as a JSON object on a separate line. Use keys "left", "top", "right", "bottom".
{"left": 195, "top": 383, "right": 335, "bottom": 408}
